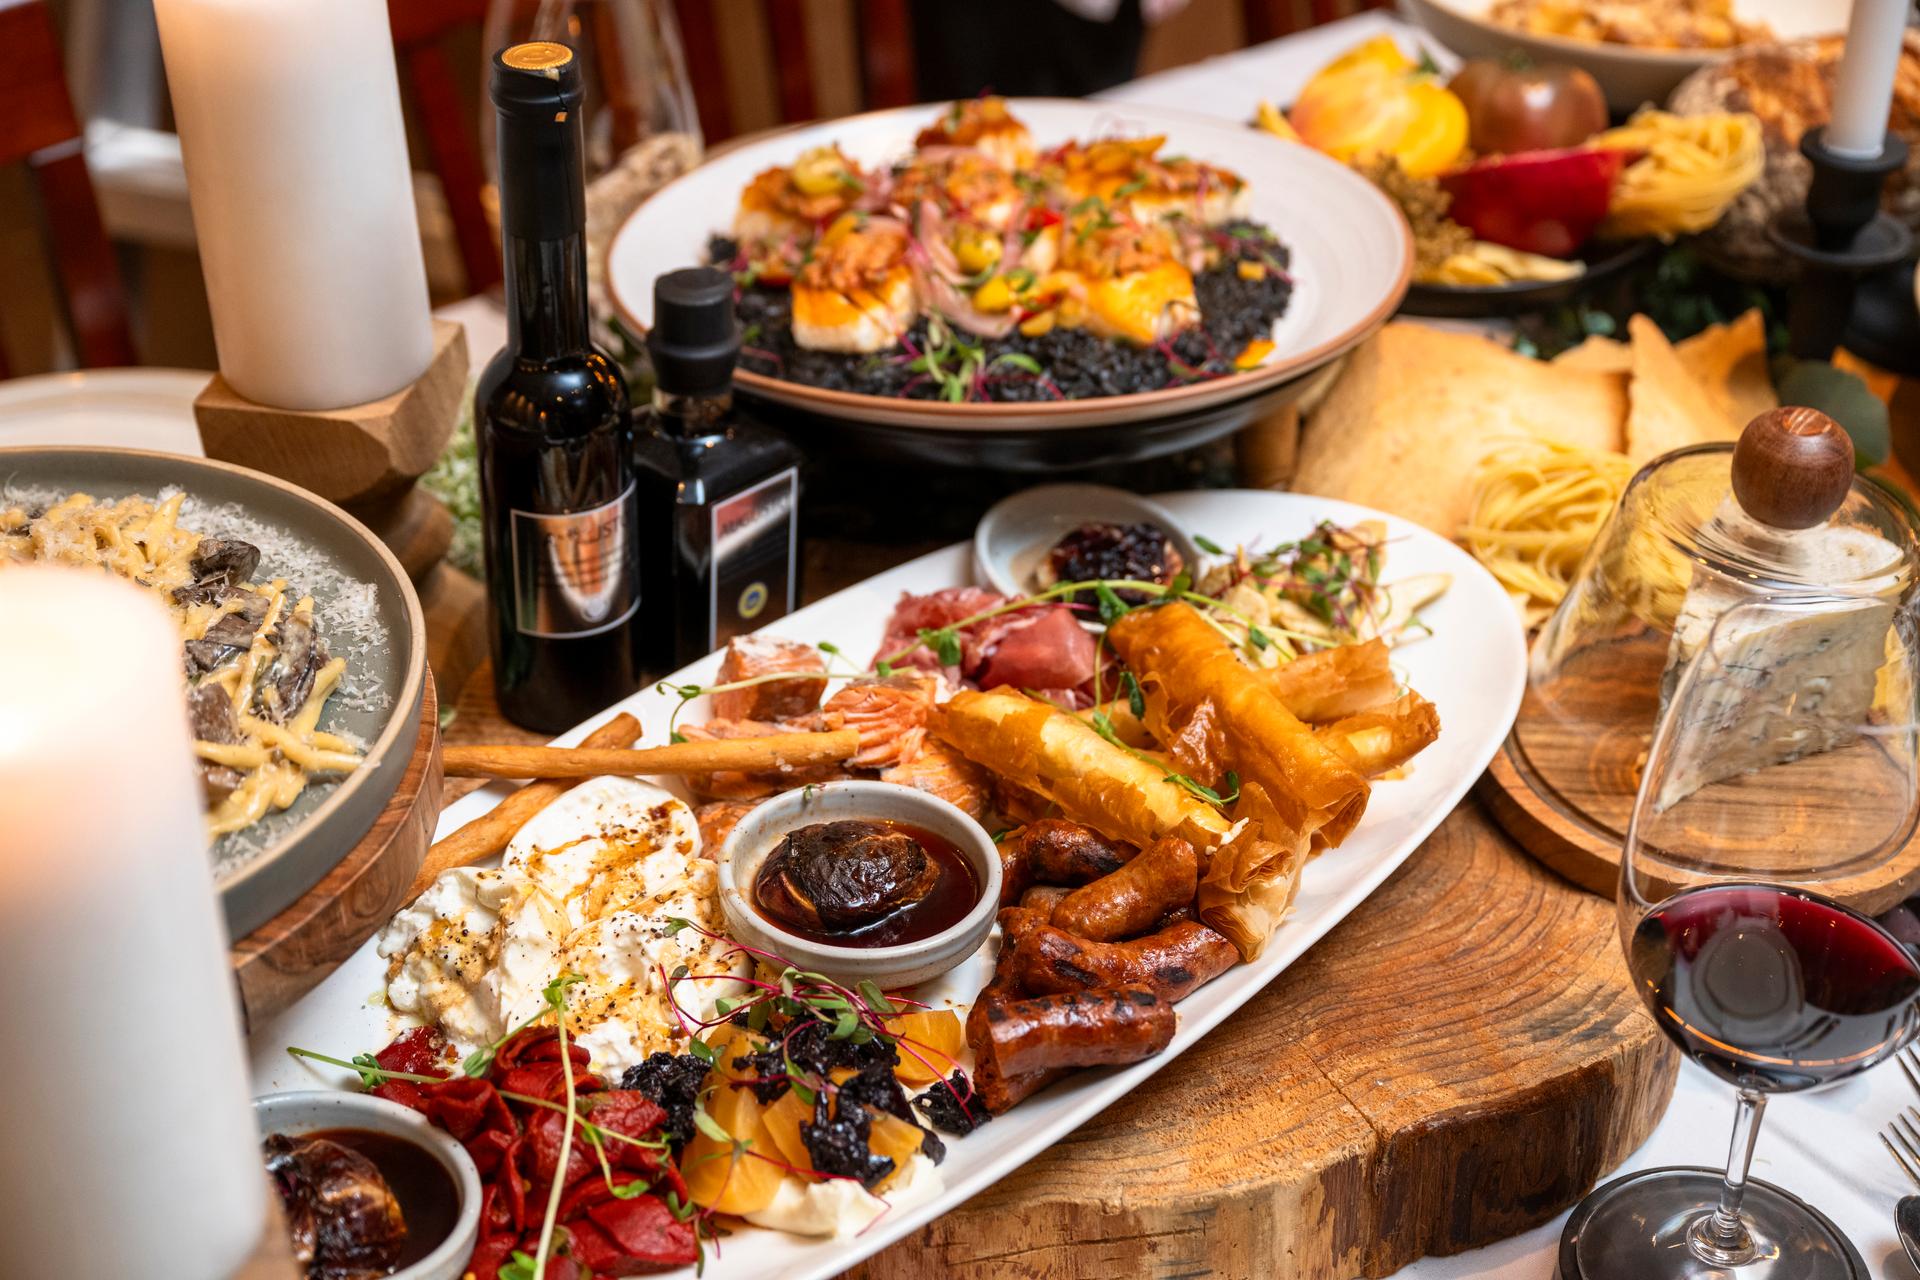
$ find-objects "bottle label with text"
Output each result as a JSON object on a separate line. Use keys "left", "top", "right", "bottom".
{"left": 710, "top": 468, "right": 798, "bottom": 649}
{"left": 510, "top": 482, "right": 640, "bottom": 638}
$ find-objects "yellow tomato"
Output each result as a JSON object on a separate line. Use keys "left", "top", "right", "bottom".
{"left": 1307, "top": 33, "right": 1411, "bottom": 88}
{"left": 1289, "top": 52, "right": 1468, "bottom": 178}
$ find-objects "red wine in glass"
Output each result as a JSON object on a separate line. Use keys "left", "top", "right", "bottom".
{"left": 1628, "top": 883, "right": 1920, "bottom": 1092}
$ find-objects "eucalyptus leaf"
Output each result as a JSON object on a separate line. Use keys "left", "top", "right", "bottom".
{"left": 1773, "top": 359, "right": 1890, "bottom": 468}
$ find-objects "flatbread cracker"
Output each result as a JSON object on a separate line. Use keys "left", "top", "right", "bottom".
{"left": 1553, "top": 335, "right": 1632, "bottom": 374}
{"left": 1626, "top": 315, "right": 1742, "bottom": 463}
{"left": 1675, "top": 309, "right": 1775, "bottom": 431}
{"left": 1295, "top": 323, "right": 1627, "bottom": 539}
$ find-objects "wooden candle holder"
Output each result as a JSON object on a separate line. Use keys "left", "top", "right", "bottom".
{"left": 196, "top": 319, "right": 469, "bottom": 595}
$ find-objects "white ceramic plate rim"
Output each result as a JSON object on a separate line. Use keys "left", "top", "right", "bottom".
{"left": 605, "top": 98, "right": 1413, "bottom": 430}
{"left": 1403, "top": 0, "right": 1849, "bottom": 66}
{"left": 249, "top": 488, "right": 1526, "bottom": 1280}
{"left": 0, "top": 367, "right": 208, "bottom": 457}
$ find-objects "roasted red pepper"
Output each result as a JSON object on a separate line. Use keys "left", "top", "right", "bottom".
{"left": 1438, "top": 146, "right": 1637, "bottom": 258}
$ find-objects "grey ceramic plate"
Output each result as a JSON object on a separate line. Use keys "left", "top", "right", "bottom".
{"left": 0, "top": 446, "right": 427, "bottom": 939}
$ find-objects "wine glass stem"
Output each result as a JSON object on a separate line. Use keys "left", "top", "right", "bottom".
{"left": 1689, "top": 1087, "right": 1768, "bottom": 1266}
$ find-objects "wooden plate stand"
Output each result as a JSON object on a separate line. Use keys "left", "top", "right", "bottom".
{"left": 231, "top": 674, "right": 442, "bottom": 1029}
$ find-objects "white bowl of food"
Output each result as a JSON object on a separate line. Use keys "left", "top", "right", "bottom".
{"left": 717, "top": 780, "right": 1002, "bottom": 989}
{"left": 253, "top": 1090, "right": 482, "bottom": 1280}
{"left": 1399, "top": 0, "right": 1850, "bottom": 112}
{"left": 973, "top": 483, "right": 1202, "bottom": 602}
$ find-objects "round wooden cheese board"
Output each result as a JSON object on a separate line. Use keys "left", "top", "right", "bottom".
{"left": 1484, "top": 650, "right": 1920, "bottom": 916}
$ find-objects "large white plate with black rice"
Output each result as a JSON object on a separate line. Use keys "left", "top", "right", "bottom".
{"left": 607, "top": 99, "right": 1413, "bottom": 432}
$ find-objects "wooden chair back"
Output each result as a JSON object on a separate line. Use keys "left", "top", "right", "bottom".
{"left": 674, "top": 0, "right": 917, "bottom": 144}
{"left": 388, "top": 0, "right": 502, "bottom": 295}
{"left": 0, "top": 0, "right": 137, "bottom": 378}
{"left": 1241, "top": 0, "right": 1396, "bottom": 43}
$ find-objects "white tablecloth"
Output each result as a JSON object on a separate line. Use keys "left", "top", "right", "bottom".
{"left": 1104, "top": 16, "right": 1919, "bottom": 1277}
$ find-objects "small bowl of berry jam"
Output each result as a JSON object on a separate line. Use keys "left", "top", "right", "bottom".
{"left": 718, "top": 780, "right": 1001, "bottom": 988}
{"left": 974, "top": 483, "right": 1202, "bottom": 605}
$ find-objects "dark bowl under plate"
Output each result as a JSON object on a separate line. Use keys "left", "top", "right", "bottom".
{"left": 747, "top": 363, "right": 1335, "bottom": 472}
{"left": 1401, "top": 238, "right": 1660, "bottom": 320}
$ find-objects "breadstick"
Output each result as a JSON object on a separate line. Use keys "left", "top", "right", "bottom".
{"left": 408, "top": 712, "right": 641, "bottom": 898}
{"left": 440, "top": 728, "right": 861, "bottom": 780}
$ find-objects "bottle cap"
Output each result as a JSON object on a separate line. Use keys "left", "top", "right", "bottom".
{"left": 648, "top": 267, "right": 740, "bottom": 395}
{"left": 490, "top": 43, "right": 586, "bottom": 242}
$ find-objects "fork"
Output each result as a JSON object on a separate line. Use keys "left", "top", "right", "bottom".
{"left": 1882, "top": 1050, "right": 1920, "bottom": 1267}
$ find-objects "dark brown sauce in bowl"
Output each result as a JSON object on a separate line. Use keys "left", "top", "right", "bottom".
{"left": 270, "top": 1127, "right": 460, "bottom": 1273}
{"left": 753, "top": 818, "right": 981, "bottom": 948}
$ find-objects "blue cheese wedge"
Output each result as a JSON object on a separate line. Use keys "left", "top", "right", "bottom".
{"left": 1655, "top": 510, "right": 1900, "bottom": 807}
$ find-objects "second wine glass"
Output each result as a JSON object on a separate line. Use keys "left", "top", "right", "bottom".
{"left": 1563, "top": 594, "right": 1920, "bottom": 1279}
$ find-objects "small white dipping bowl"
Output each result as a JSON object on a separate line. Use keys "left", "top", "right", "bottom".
{"left": 253, "top": 1090, "right": 482, "bottom": 1280}
{"left": 974, "top": 483, "right": 1202, "bottom": 600}
{"left": 718, "top": 779, "right": 1001, "bottom": 989}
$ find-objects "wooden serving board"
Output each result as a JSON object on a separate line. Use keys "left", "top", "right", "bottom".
{"left": 232, "top": 674, "right": 442, "bottom": 1029}
{"left": 853, "top": 797, "right": 1678, "bottom": 1280}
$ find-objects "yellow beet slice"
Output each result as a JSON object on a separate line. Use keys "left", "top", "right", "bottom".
{"left": 885, "top": 1010, "right": 965, "bottom": 1087}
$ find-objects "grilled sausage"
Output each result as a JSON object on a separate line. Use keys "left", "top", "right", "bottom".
{"left": 1019, "top": 884, "right": 1074, "bottom": 915}
{"left": 1022, "top": 819, "right": 1132, "bottom": 885}
{"left": 1051, "top": 836, "right": 1198, "bottom": 942}
{"left": 996, "top": 832, "right": 1034, "bottom": 906}
{"left": 1154, "top": 901, "right": 1199, "bottom": 931}
{"left": 1012, "top": 920, "right": 1238, "bottom": 1001}
{"left": 966, "top": 918, "right": 1071, "bottom": 1114}
{"left": 977, "top": 986, "right": 1175, "bottom": 1078}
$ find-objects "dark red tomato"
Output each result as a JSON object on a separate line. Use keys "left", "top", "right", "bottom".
{"left": 1448, "top": 57, "right": 1609, "bottom": 156}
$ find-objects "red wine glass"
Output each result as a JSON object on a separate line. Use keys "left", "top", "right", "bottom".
{"left": 1562, "top": 595, "right": 1920, "bottom": 1279}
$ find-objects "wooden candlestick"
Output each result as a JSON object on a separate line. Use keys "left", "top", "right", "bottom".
{"left": 195, "top": 319, "right": 468, "bottom": 591}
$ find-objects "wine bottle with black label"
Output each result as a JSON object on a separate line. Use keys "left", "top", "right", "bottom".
{"left": 634, "top": 267, "right": 803, "bottom": 673}
{"left": 475, "top": 41, "right": 640, "bottom": 732}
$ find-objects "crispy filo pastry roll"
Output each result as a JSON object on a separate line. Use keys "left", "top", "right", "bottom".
{"left": 1255, "top": 639, "right": 1397, "bottom": 724}
{"left": 1082, "top": 640, "right": 1394, "bottom": 738}
{"left": 1314, "top": 692, "right": 1442, "bottom": 778}
{"left": 1107, "top": 602, "right": 1370, "bottom": 850}
{"left": 932, "top": 688, "right": 1234, "bottom": 853}
{"left": 1200, "top": 781, "right": 1307, "bottom": 959}
{"left": 1075, "top": 699, "right": 1155, "bottom": 747}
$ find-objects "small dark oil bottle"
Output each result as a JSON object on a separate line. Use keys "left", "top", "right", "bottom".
{"left": 475, "top": 42, "right": 641, "bottom": 732}
{"left": 634, "top": 267, "right": 803, "bottom": 673}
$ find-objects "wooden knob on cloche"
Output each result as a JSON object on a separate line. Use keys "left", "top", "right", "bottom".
{"left": 1730, "top": 406, "right": 1855, "bottom": 530}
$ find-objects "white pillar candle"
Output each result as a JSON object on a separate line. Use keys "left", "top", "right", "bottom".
{"left": 0, "top": 568, "right": 264, "bottom": 1277}
{"left": 1827, "top": 0, "right": 1913, "bottom": 158}
{"left": 155, "top": 0, "right": 435, "bottom": 411}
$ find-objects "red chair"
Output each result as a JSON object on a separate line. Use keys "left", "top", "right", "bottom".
{"left": 387, "top": 0, "right": 502, "bottom": 295}
{"left": 0, "top": 0, "right": 137, "bottom": 378}
{"left": 674, "top": 0, "right": 917, "bottom": 144}
{"left": 1241, "top": 0, "right": 1396, "bottom": 43}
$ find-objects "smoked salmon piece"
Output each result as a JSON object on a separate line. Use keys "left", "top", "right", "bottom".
{"left": 710, "top": 636, "right": 828, "bottom": 722}
{"left": 880, "top": 738, "right": 994, "bottom": 820}
{"left": 821, "top": 672, "right": 940, "bottom": 769}
{"left": 695, "top": 799, "right": 763, "bottom": 852}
